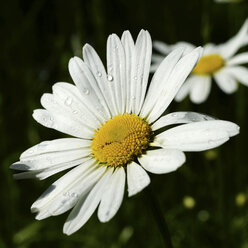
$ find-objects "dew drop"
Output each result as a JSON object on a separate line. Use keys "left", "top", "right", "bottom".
{"left": 131, "top": 96, "right": 136, "bottom": 100}
{"left": 72, "top": 110, "right": 78, "bottom": 114}
{"left": 28, "top": 149, "right": 34, "bottom": 154}
{"left": 83, "top": 88, "right": 90, "bottom": 95}
{"left": 97, "top": 71, "right": 102, "bottom": 77}
{"left": 107, "top": 75, "right": 113, "bottom": 81}
{"left": 172, "top": 113, "right": 177, "bottom": 117}
{"left": 208, "top": 140, "right": 215, "bottom": 145}
{"left": 65, "top": 97, "right": 72, "bottom": 106}
{"left": 134, "top": 76, "right": 137, "bottom": 80}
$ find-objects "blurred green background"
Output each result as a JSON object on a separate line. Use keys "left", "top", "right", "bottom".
{"left": 1, "top": 0, "right": 248, "bottom": 247}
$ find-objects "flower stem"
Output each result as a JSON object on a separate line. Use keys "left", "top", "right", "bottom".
{"left": 145, "top": 186, "right": 173, "bottom": 248}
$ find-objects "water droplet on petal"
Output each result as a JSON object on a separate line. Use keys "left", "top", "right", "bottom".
{"left": 107, "top": 75, "right": 113, "bottom": 81}
{"left": 208, "top": 140, "right": 215, "bottom": 145}
{"left": 28, "top": 149, "right": 34, "bottom": 154}
{"left": 83, "top": 88, "right": 90, "bottom": 95}
{"left": 65, "top": 97, "right": 72, "bottom": 106}
{"left": 131, "top": 96, "right": 136, "bottom": 100}
{"left": 72, "top": 110, "right": 78, "bottom": 114}
{"left": 172, "top": 113, "right": 177, "bottom": 117}
{"left": 97, "top": 71, "right": 102, "bottom": 77}
{"left": 134, "top": 76, "right": 137, "bottom": 80}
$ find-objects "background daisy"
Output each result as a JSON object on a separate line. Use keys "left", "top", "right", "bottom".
{"left": 152, "top": 19, "right": 248, "bottom": 104}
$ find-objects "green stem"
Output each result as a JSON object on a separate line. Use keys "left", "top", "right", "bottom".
{"left": 145, "top": 186, "right": 173, "bottom": 248}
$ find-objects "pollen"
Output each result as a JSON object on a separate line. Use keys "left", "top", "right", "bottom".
{"left": 91, "top": 113, "right": 152, "bottom": 167}
{"left": 192, "top": 54, "right": 225, "bottom": 75}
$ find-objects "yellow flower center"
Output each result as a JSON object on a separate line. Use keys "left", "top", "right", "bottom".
{"left": 91, "top": 113, "right": 152, "bottom": 167}
{"left": 192, "top": 54, "right": 225, "bottom": 75}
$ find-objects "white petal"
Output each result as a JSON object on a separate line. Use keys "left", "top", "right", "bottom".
{"left": 31, "top": 159, "right": 97, "bottom": 212}
{"left": 155, "top": 120, "right": 239, "bottom": 151}
{"left": 12, "top": 146, "right": 91, "bottom": 171}
{"left": 52, "top": 82, "right": 101, "bottom": 128}
{"left": 218, "top": 19, "right": 248, "bottom": 59}
{"left": 127, "top": 162, "right": 150, "bottom": 197}
{"left": 153, "top": 41, "right": 171, "bottom": 54}
{"left": 144, "top": 47, "right": 203, "bottom": 123}
{"left": 175, "top": 76, "right": 194, "bottom": 102}
{"left": 35, "top": 165, "right": 107, "bottom": 219}
{"left": 138, "top": 149, "right": 185, "bottom": 174}
{"left": 214, "top": 70, "right": 237, "bottom": 94}
{"left": 63, "top": 167, "right": 114, "bottom": 235}
{"left": 203, "top": 43, "right": 217, "bottom": 55}
{"left": 153, "top": 41, "right": 195, "bottom": 55}
{"left": 223, "top": 66, "right": 248, "bottom": 86}
{"left": 107, "top": 34, "right": 126, "bottom": 115}
{"left": 133, "top": 30, "right": 152, "bottom": 114}
{"left": 33, "top": 109, "right": 93, "bottom": 139}
{"left": 152, "top": 112, "right": 215, "bottom": 131}
{"left": 121, "top": 31, "right": 135, "bottom": 113}
{"left": 69, "top": 57, "right": 111, "bottom": 122}
{"left": 98, "top": 167, "right": 125, "bottom": 222}
{"left": 82, "top": 44, "right": 116, "bottom": 117}
{"left": 227, "top": 52, "right": 248, "bottom": 66}
{"left": 189, "top": 75, "right": 211, "bottom": 103}
{"left": 13, "top": 157, "right": 89, "bottom": 180}
{"left": 140, "top": 47, "right": 186, "bottom": 118}
{"left": 151, "top": 54, "right": 165, "bottom": 63}
{"left": 20, "top": 138, "right": 91, "bottom": 160}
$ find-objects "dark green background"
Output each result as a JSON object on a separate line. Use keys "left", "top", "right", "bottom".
{"left": 1, "top": 0, "right": 248, "bottom": 247}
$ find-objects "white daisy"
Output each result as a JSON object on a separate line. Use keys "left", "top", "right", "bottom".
{"left": 11, "top": 30, "right": 239, "bottom": 235}
{"left": 152, "top": 19, "right": 248, "bottom": 104}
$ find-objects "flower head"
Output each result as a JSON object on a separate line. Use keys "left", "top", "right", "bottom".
{"left": 11, "top": 30, "right": 239, "bottom": 235}
{"left": 152, "top": 19, "right": 248, "bottom": 103}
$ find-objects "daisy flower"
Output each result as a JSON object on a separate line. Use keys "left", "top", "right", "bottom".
{"left": 152, "top": 19, "right": 248, "bottom": 103}
{"left": 11, "top": 30, "right": 239, "bottom": 235}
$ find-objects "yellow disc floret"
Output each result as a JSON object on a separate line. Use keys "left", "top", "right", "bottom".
{"left": 91, "top": 113, "right": 152, "bottom": 167}
{"left": 192, "top": 54, "right": 225, "bottom": 75}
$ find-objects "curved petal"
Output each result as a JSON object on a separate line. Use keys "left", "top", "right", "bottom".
{"left": 63, "top": 167, "right": 113, "bottom": 235}
{"left": 33, "top": 109, "right": 93, "bottom": 139}
{"left": 138, "top": 149, "right": 185, "bottom": 174}
{"left": 13, "top": 157, "right": 89, "bottom": 180}
{"left": 69, "top": 57, "right": 111, "bottom": 122}
{"left": 52, "top": 82, "right": 102, "bottom": 128}
{"left": 214, "top": 70, "right": 238, "bottom": 94}
{"left": 133, "top": 30, "right": 152, "bottom": 115}
{"left": 121, "top": 31, "right": 135, "bottom": 113}
{"left": 41, "top": 93, "right": 94, "bottom": 132}
{"left": 189, "top": 75, "right": 211, "bottom": 103}
{"left": 144, "top": 47, "right": 203, "bottom": 123}
{"left": 152, "top": 112, "right": 215, "bottom": 131}
{"left": 107, "top": 34, "right": 126, "bottom": 115}
{"left": 31, "top": 159, "right": 98, "bottom": 213}
{"left": 218, "top": 19, "right": 248, "bottom": 59}
{"left": 174, "top": 76, "right": 194, "bottom": 102}
{"left": 227, "top": 52, "right": 248, "bottom": 66}
{"left": 140, "top": 47, "right": 186, "bottom": 118}
{"left": 153, "top": 41, "right": 195, "bottom": 55}
{"left": 127, "top": 162, "right": 150, "bottom": 197}
{"left": 223, "top": 66, "right": 248, "bottom": 86}
{"left": 98, "top": 167, "right": 125, "bottom": 222}
{"left": 155, "top": 120, "right": 239, "bottom": 151}
{"left": 82, "top": 44, "right": 116, "bottom": 117}
{"left": 35, "top": 165, "right": 107, "bottom": 220}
